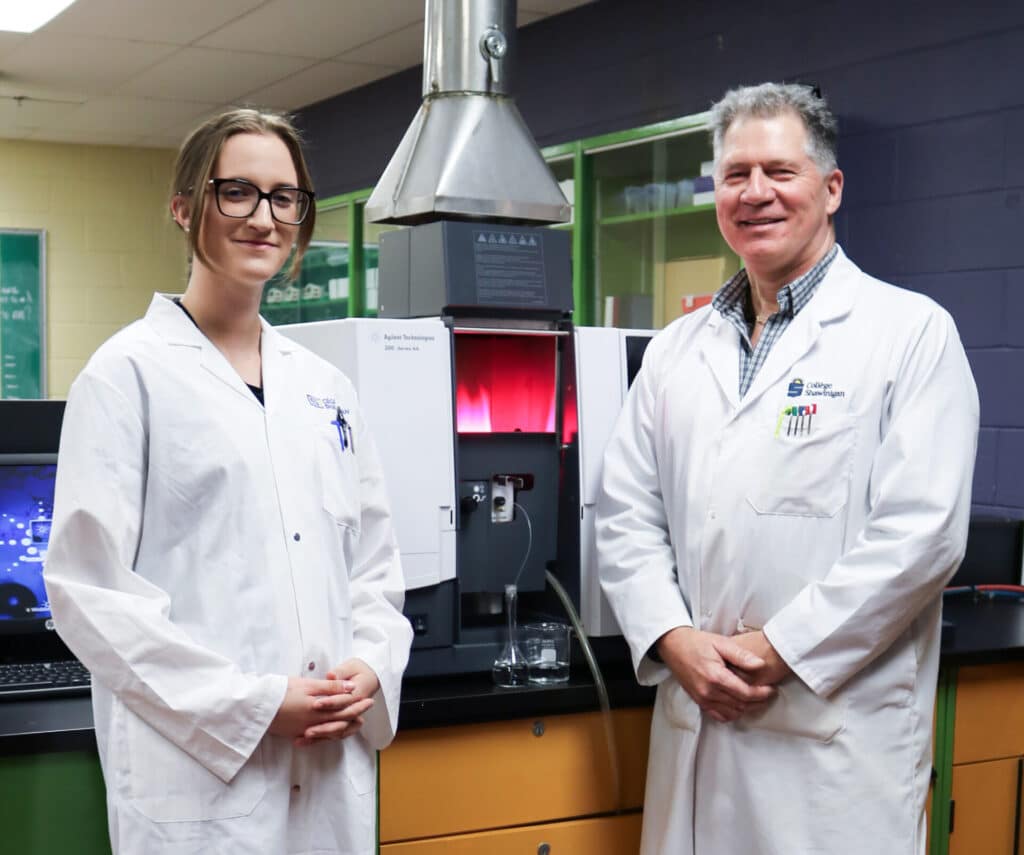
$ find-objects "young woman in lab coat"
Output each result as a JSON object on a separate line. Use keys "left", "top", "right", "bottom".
{"left": 44, "top": 108, "right": 413, "bottom": 855}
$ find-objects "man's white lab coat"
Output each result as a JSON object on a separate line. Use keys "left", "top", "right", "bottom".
{"left": 597, "top": 248, "right": 978, "bottom": 854}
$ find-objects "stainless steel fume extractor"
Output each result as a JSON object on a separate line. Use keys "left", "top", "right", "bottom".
{"left": 284, "top": 0, "right": 652, "bottom": 677}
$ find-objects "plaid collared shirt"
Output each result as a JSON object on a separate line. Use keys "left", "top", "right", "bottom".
{"left": 712, "top": 245, "right": 838, "bottom": 397}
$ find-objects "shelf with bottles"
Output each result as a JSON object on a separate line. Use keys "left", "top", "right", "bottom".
{"left": 588, "top": 119, "right": 734, "bottom": 329}
{"left": 594, "top": 124, "right": 713, "bottom": 220}
{"left": 260, "top": 239, "right": 353, "bottom": 325}
{"left": 598, "top": 201, "right": 716, "bottom": 227}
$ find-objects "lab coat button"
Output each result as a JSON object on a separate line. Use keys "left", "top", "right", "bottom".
{"left": 293, "top": 532, "right": 301, "bottom": 541}
{"left": 307, "top": 661, "right": 315, "bottom": 671}
{"left": 709, "top": 510, "right": 717, "bottom": 520}
{"left": 291, "top": 784, "right": 301, "bottom": 794}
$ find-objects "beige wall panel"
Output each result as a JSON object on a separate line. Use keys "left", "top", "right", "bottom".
{"left": 0, "top": 139, "right": 180, "bottom": 397}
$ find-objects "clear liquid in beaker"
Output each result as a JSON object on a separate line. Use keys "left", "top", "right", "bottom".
{"left": 528, "top": 659, "right": 570, "bottom": 684}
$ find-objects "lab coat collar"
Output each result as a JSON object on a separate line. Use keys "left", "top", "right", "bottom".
{"left": 143, "top": 293, "right": 297, "bottom": 410}
{"left": 700, "top": 245, "right": 858, "bottom": 415}
{"left": 258, "top": 322, "right": 297, "bottom": 417}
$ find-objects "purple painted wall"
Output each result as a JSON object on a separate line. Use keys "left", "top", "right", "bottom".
{"left": 298, "top": 0, "right": 1024, "bottom": 517}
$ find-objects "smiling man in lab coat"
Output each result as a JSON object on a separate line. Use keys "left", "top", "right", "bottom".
{"left": 596, "top": 82, "right": 979, "bottom": 854}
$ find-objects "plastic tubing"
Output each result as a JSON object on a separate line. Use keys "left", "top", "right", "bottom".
{"left": 544, "top": 568, "right": 622, "bottom": 814}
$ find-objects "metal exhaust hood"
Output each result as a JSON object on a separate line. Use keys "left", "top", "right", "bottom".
{"left": 365, "top": 0, "right": 570, "bottom": 226}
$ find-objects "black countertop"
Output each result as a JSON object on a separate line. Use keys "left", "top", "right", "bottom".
{"left": 4, "top": 597, "right": 1024, "bottom": 757}
{"left": 396, "top": 660, "right": 655, "bottom": 731}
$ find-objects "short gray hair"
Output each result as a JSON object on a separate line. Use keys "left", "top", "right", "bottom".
{"left": 709, "top": 82, "right": 838, "bottom": 174}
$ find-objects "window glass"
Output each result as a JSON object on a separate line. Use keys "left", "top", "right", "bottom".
{"left": 260, "top": 204, "right": 350, "bottom": 325}
{"left": 593, "top": 128, "right": 739, "bottom": 329}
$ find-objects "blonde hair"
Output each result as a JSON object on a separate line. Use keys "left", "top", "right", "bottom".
{"left": 171, "top": 107, "right": 317, "bottom": 280}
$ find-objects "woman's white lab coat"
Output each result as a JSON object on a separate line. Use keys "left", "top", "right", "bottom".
{"left": 597, "top": 248, "right": 978, "bottom": 855}
{"left": 44, "top": 295, "right": 413, "bottom": 855}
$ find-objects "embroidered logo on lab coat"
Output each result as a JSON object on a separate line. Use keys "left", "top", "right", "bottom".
{"left": 784, "top": 378, "right": 846, "bottom": 400}
{"left": 306, "top": 394, "right": 337, "bottom": 409}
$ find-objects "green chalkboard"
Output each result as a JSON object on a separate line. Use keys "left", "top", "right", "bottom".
{"left": 0, "top": 230, "right": 45, "bottom": 399}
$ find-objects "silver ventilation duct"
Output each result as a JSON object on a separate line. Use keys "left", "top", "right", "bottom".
{"left": 365, "top": 0, "right": 571, "bottom": 226}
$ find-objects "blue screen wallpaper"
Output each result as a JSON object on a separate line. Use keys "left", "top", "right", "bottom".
{"left": 0, "top": 464, "right": 55, "bottom": 622}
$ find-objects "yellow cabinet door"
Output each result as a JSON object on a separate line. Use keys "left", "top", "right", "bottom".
{"left": 380, "top": 812, "right": 643, "bottom": 854}
{"left": 953, "top": 663, "right": 1024, "bottom": 764}
{"left": 948, "top": 757, "right": 1019, "bottom": 855}
{"left": 380, "top": 708, "right": 651, "bottom": 843}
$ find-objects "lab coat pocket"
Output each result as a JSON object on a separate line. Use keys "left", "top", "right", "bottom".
{"left": 660, "top": 679, "right": 700, "bottom": 732}
{"left": 317, "top": 436, "right": 361, "bottom": 533}
{"left": 123, "top": 709, "right": 267, "bottom": 823}
{"left": 344, "top": 739, "right": 376, "bottom": 796}
{"left": 748, "top": 413, "right": 856, "bottom": 517}
{"left": 736, "top": 677, "right": 845, "bottom": 743}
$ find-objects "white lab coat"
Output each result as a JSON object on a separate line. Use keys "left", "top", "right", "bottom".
{"left": 44, "top": 294, "right": 413, "bottom": 855}
{"left": 597, "top": 248, "right": 978, "bottom": 855}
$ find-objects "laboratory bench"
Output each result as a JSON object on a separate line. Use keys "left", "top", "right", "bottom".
{"left": 4, "top": 599, "right": 1024, "bottom": 853}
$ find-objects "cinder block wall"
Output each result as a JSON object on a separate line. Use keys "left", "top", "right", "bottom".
{"left": 298, "top": 0, "right": 1024, "bottom": 517}
{"left": 0, "top": 140, "right": 185, "bottom": 397}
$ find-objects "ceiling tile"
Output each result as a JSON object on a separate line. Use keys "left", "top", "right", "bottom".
{"left": 0, "top": 126, "right": 33, "bottom": 140}
{"left": 197, "top": 0, "right": 423, "bottom": 59}
{"left": 0, "top": 33, "right": 180, "bottom": 96}
{"left": 45, "top": 0, "right": 266, "bottom": 44}
{"left": 27, "top": 127, "right": 146, "bottom": 147}
{"left": 60, "top": 96, "right": 217, "bottom": 136}
{"left": 240, "top": 61, "right": 395, "bottom": 110}
{"left": 155, "top": 103, "right": 239, "bottom": 140}
{"left": 117, "top": 47, "right": 315, "bottom": 103}
{"left": 136, "top": 132, "right": 190, "bottom": 149}
{"left": 337, "top": 22, "right": 423, "bottom": 69}
{"left": 0, "top": 82, "right": 84, "bottom": 106}
{"left": 0, "top": 31, "right": 28, "bottom": 61}
{"left": 0, "top": 0, "right": 599, "bottom": 147}
{"left": 0, "top": 96, "right": 81, "bottom": 132}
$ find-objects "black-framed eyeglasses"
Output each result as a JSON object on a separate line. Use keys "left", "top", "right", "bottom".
{"left": 207, "top": 178, "right": 315, "bottom": 225}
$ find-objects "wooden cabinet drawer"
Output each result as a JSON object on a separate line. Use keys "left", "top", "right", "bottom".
{"left": 948, "top": 758, "right": 1020, "bottom": 855}
{"left": 380, "top": 707, "right": 651, "bottom": 843}
{"left": 380, "top": 812, "right": 643, "bottom": 854}
{"left": 953, "top": 663, "right": 1024, "bottom": 764}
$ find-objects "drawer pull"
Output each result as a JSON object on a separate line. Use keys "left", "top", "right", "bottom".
{"left": 538, "top": 844, "right": 551, "bottom": 855}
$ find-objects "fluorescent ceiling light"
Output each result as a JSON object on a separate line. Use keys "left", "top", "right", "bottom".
{"left": 0, "top": 0, "right": 78, "bottom": 33}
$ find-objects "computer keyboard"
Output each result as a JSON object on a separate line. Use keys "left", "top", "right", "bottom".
{"left": 0, "top": 660, "right": 91, "bottom": 700}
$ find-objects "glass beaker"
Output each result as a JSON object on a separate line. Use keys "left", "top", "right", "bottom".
{"left": 524, "top": 621, "right": 571, "bottom": 684}
{"left": 492, "top": 583, "right": 528, "bottom": 687}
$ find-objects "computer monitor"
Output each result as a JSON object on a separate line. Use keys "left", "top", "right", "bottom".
{"left": 0, "top": 453, "right": 57, "bottom": 636}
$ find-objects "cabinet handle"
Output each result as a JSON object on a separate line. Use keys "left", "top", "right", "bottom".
{"left": 537, "top": 844, "right": 550, "bottom": 855}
